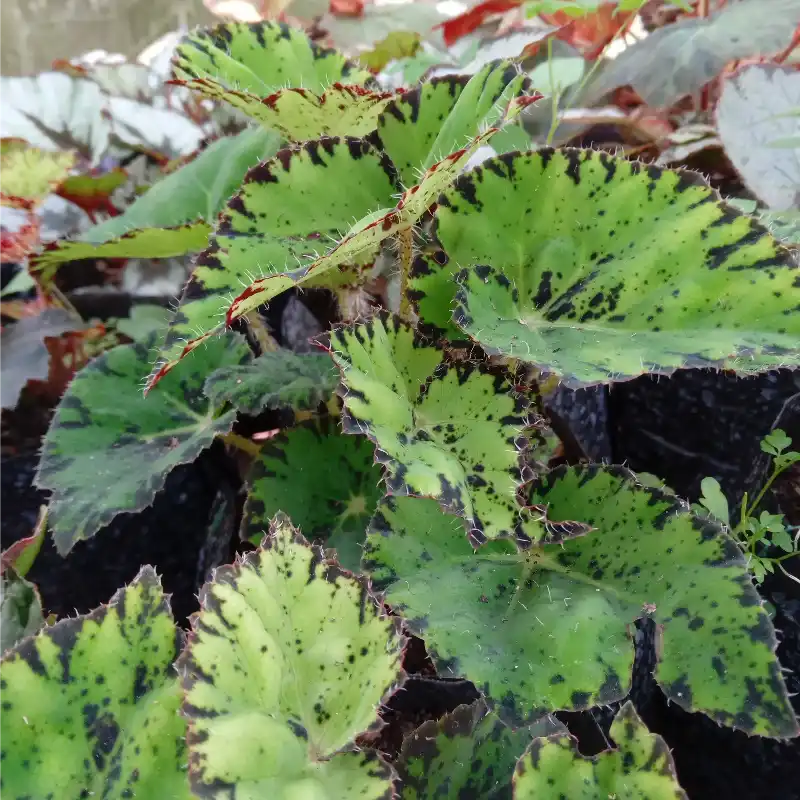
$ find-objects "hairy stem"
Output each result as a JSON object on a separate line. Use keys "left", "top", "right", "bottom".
{"left": 397, "top": 226, "right": 414, "bottom": 320}
{"left": 220, "top": 431, "right": 261, "bottom": 457}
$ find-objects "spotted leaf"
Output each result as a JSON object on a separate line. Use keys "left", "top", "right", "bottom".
{"left": 146, "top": 136, "right": 400, "bottom": 392}
{"left": 173, "top": 21, "right": 372, "bottom": 108}
{"left": 36, "top": 332, "right": 252, "bottom": 554}
{"left": 204, "top": 348, "right": 338, "bottom": 415}
{"left": 242, "top": 419, "right": 383, "bottom": 572}
{"left": 0, "top": 140, "right": 76, "bottom": 209}
{"left": 179, "top": 514, "right": 403, "bottom": 797}
{"left": 33, "top": 127, "right": 280, "bottom": 281}
{"left": 328, "top": 313, "right": 530, "bottom": 544}
{"left": 513, "top": 702, "right": 687, "bottom": 799}
{"left": 363, "top": 466, "right": 798, "bottom": 736}
{"left": 0, "top": 567, "right": 190, "bottom": 799}
{"left": 224, "top": 91, "right": 540, "bottom": 327}
{"left": 376, "top": 60, "right": 531, "bottom": 188}
{"left": 412, "top": 148, "right": 799, "bottom": 385}
{"left": 396, "top": 699, "right": 565, "bottom": 799}
{"left": 178, "top": 79, "right": 397, "bottom": 140}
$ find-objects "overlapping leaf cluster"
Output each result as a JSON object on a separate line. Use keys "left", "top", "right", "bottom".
{"left": 7, "top": 14, "right": 800, "bottom": 800}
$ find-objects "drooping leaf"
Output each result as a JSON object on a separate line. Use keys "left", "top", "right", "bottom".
{"left": 1, "top": 569, "right": 45, "bottom": 654}
{"left": 225, "top": 92, "right": 540, "bottom": 327}
{"left": 0, "top": 567, "right": 190, "bottom": 798}
{"left": 0, "top": 72, "right": 110, "bottom": 163}
{"left": 178, "top": 80, "right": 397, "bottom": 140}
{"left": 412, "top": 148, "right": 799, "bottom": 386}
{"left": 363, "top": 466, "right": 798, "bottom": 736}
{"left": 1, "top": 506, "right": 47, "bottom": 578}
{"left": 376, "top": 60, "right": 531, "bottom": 188}
{"left": 146, "top": 136, "right": 400, "bottom": 391}
{"left": 0, "top": 309, "right": 83, "bottom": 410}
{"left": 173, "top": 20, "right": 372, "bottom": 104}
{"left": 33, "top": 224, "right": 211, "bottom": 284}
{"left": 513, "top": 702, "right": 687, "bottom": 799}
{"left": 329, "top": 313, "right": 531, "bottom": 544}
{"left": 36, "top": 332, "right": 252, "bottom": 554}
{"left": 581, "top": 0, "right": 800, "bottom": 107}
{"left": 178, "top": 514, "right": 403, "bottom": 796}
{"left": 242, "top": 419, "right": 383, "bottom": 571}
{"left": 32, "top": 127, "right": 281, "bottom": 279}
{"left": 396, "top": 700, "right": 565, "bottom": 799}
{"left": 0, "top": 140, "right": 76, "bottom": 209}
{"left": 204, "top": 348, "right": 338, "bottom": 415}
{"left": 717, "top": 64, "right": 800, "bottom": 212}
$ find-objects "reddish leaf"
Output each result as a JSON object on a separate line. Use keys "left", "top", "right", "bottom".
{"left": 541, "top": 3, "right": 634, "bottom": 60}
{"left": 329, "top": 0, "right": 364, "bottom": 17}
{"left": 50, "top": 59, "right": 90, "bottom": 78}
{"left": 436, "top": 0, "right": 522, "bottom": 47}
{"left": 1, "top": 218, "right": 41, "bottom": 264}
{"left": 56, "top": 169, "right": 126, "bottom": 219}
{"left": 26, "top": 323, "right": 110, "bottom": 402}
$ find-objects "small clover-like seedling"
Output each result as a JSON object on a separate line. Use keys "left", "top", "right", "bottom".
{"left": 699, "top": 429, "right": 800, "bottom": 585}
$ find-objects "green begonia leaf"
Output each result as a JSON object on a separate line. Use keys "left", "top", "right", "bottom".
{"left": 513, "top": 702, "right": 687, "bottom": 799}
{"left": 396, "top": 700, "right": 565, "bottom": 800}
{"left": 411, "top": 148, "right": 799, "bottom": 385}
{"left": 204, "top": 349, "right": 338, "bottom": 415}
{"left": 179, "top": 514, "right": 403, "bottom": 797}
{"left": 363, "top": 466, "right": 798, "bottom": 736}
{"left": 146, "top": 137, "right": 400, "bottom": 391}
{"left": 0, "top": 567, "right": 189, "bottom": 799}
{"left": 242, "top": 419, "right": 383, "bottom": 572}
{"left": 328, "top": 313, "right": 531, "bottom": 544}
{"left": 37, "top": 332, "right": 251, "bottom": 554}
{"left": 224, "top": 92, "right": 540, "bottom": 329}
{"left": 173, "top": 20, "right": 372, "bottom": 100}
{"left": 376, "top": 61, "right": 531, "bottom": 188}
{"left": 177, "top": 79, "right": 397, "bottom": 140}
{"left": 33, "top": 127, "right": 280, "bottom": 279}
{"left": 0, "top": 570, "right": 45, "bottom": 655}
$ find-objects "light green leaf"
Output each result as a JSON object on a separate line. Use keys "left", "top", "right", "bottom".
{"left": 376, "top": 61, "right": 531, "bottom": 188}
{"left": 1, "top": 570, "right": 45, "bottom": 655}
{"left": 329, "top": 313, "right": 531, "bottom": 544}
{"left": 770, "top": 526, "right": 795, "bottom": 554}
{"left": 178, "top": 79, "right": 396, "bottom": 140}
{"left": 582, "top": 0, "right": 800, "bottom": 107}
{"left": 397, "top": 700, "right": 564, "bottom": 799}
{"left": 204, "top": 349, "right": 338, "bottom": 415}
{"left": 513, "top": 702, "right": 687, "bottom": 799}
{"left": 1, "top": 567, "right": 189, "bottom": 799}
{"left": 717, "top": 64, "right": 800, "bottom": 211}
{"left": 762, "top": 428, "right": 793, "bottom": 455}
{"left": 173, "top": 20, "right": 372, "bottom": 104}
{"left": 179, "top": 514, "right": 402, "bottom": 797}
{"left": 412, "top": 148, "right": 799, "bottom": 386}
{"left": 225, "top": 91, "right": 539, "bottom": 329}
{"left": 363, "top": 465, "right": 798, "bottom": 736}
{"left": 242, "top": 419, "right": 383, "bottom": 572}
{"left": 146, "top": 136, "right": 400, "bottom": 392}
{"left": 36, "top": 332, "right": 251, "bottom": 553}
{"left": 33, "top": 127, "right": 281, "bottom": 279}
{"left": 699, "top": 477, "right": 730, "bottom": 526}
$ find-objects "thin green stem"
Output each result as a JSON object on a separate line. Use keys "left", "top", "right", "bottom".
{"left": 746, "top": 466, "right": 782, "bottom": 519}
{"left": 544, "top": 37, "right": 561, "bottom": 146}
